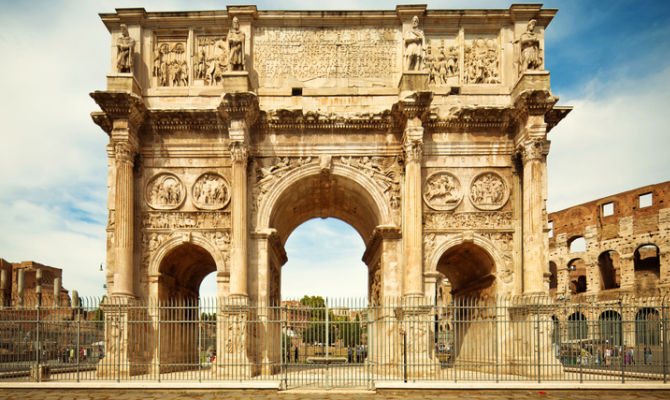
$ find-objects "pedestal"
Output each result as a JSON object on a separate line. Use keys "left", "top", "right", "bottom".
{"left": 106, "top": 73, "right": 142, "bottom": 95}
{"left": 398, "top": 301, "right": 440, "bottom": 379}
{"left": 399, "top": 71, "right": 429, "bottom": 92}
{"left": 215, "top": 300, "right": 254, "bottom": 378}
{"left": 223, "top": 71, "right": 251, "bottom": 92}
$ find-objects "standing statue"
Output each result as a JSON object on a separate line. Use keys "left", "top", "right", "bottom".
{"left": 403, "top": 16, "right": 425, "bottom": 71}
{"left": 228, "top": 17, "right": 245, "bottom": 71}
{"left": 519, "top": 19, "right": 543, "bottom": 73}
{"left": 116, "top": 24, "right": 134, "bottom": 73}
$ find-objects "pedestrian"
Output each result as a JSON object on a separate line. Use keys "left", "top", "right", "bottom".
{"left": 347, "top": 346, "right": 353, "bottom": 363}
{"left": 644, "top": 345, "right": 652, "bottom": 364}
{"left": 356, "top": 346, "right": 361, "bottom": 363}
{"left": 69, "top": 348, "right": 75, "bottom": 363}
{"left": 286, "top": 347, "right": 291, "bottom": 363}
{"left": 294, "top": 345, "right": 299, "bottom": 363}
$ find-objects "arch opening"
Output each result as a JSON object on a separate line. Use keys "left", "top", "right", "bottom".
{"left": 598, "top": 251, "right": 620, "bottom": 290}
{"left": 634, "top": 244, "right": 660, "bottom": 295}
{"left": 598, "top": 310, "right": 622, "bottom": 346}
{"left": 567, "top": 312, "right": 587, "bottom": 341}
{"left": 155, "top": 243, "right": 218, "bottom": 372}
{"left": 636, "top": 308, "right": 660, "bottom": 347}
{"left": 568, "top": 258, "right": 586, "bottom": 295}
{"left": 548, "top": 261, "right": 558, "bottom": 294}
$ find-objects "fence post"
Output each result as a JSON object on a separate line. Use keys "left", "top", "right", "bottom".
{"left": 198, "top": 299, "right": 202, "bottom": 383}
{"left": 619, "top": 299, "right": 633, "bottom": 383}
{"left": 536, "top": 297, "right": 541, "bottom": 383}
{"left": 76, "top": 311, "right": 81, "bottom": 382}
{"left": 663, "top": 296, "right": 667, "bottom": 384}
{"left": 578, "top": 297, "right": 583, "bottom": 383}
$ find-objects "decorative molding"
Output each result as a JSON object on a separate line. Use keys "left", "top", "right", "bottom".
{"left": 147, "top": 109, "right": 226, "bottom": 133}
{"left": 261, "top": 109, "right": 394, "bottom": 130}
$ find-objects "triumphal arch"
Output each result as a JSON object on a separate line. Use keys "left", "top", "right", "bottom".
{"left": 91, "top": 4, "right": 570, "bottom": 378}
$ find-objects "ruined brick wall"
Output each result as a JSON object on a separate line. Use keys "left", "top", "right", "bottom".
{"left": 548, "top": 181, "right": 670, "bottom": 299}
{"left": 1, "top": 260, "right": 71, "bottom": 307}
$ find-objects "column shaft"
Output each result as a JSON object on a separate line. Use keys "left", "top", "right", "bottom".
{"left": 403, "top": 139, "right": 423, "bottom": 297}
{"left": 521, "top": 137, "right": 547, "bottom": 294}
{"left": 229, "top": 141, "right": 248, "bottom": 298}
{"left": 113, "top": 142, "right": 135, "bottom": 297}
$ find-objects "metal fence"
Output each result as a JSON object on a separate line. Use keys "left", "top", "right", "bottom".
{"left": 0, "top": 295, "right": 668, "bottom": 388}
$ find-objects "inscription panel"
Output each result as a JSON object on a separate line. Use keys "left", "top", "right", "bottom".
{"left": 253, "top": 26, "right": 399, "bottom": 87}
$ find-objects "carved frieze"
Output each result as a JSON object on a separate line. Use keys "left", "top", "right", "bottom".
{"left": 145, "top": 173, "right": 185, "bottom": 210}
{"left": 141, "top": 211, "right": 231, "bottom": 230}
{"left": 263, "top": 109, "right": 393, "bottom": 130}
{"left": 192, "top": 173, "right": 230, "bottom": 210}
{"left": 464, "top": 37, "right": 500, "bottom": 84}
{"left": 153, "top": 38, "right": 188, "bottom": 87}
{"left": 425, "top": 40, "right": 459, "bottom": 86}
{"left": 479, "top": 232, "right": 514, "bottom": 283}
{"left": 253, "top": 26, "right": 398, "bottom": 86}
{"left": 469, "top": 172, "right": 509, "bottom": 210}
{"left": 194, "top": 36, "right": 228, "bottom": 85}
{"left": 252, "top": 156, "right": 315, "bottom": 215}
{"left": 423, "top": 171, "right": 462, "bottom": 211}
{"left": 338, "top": 156, "right": 401, "bottom": 210}
{"left": 424, "top": 211, "right": 513, "bottom": 231}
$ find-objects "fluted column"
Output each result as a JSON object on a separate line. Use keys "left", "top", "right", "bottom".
{"left": 229, "top": 139, "right": 249, "bottom": 299}
{"left": 402, "top": 123, "right": 424, "bottom": 298}
{"left": 520, "top": 135, "right": 548, "bottom": 295}
{"left": 112, "top": 140, "right": 137, "bottom": 297}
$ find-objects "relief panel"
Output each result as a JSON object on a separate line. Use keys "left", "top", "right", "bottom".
{"left": 193, "top": 35, "right": 228, "bottom": 86}
{"left": 424, "top": 36, "right": 459, "bottom": 87}
{"left": 192, "top": 173, "right": 230, "bottom": 210}
{"left": 145, "top": 173, "right": 185, "bottom": 210}
{"left": 463, "top": 32, "right": 500, "bottom": 84}
{"left": 423, "top": 171, "right": 462, "bottom": 211}
{"left": 253, "top": 26, "right": 399, "bottom": 87}
{"left": 152, "top": 34, "right": 189, "bottom": 87}
{"left": 469, "top": 172, "right": 509, "bottom": 211}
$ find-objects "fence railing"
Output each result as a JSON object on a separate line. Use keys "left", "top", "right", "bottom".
{"left": 0, "top": 295, "right": 668, "bottom": 387}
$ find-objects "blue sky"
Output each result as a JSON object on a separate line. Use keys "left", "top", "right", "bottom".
{"left": 0, "top": 1, "right": 668, "bottom": 299}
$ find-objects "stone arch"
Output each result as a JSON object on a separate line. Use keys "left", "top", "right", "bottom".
{"left": 634, "top": 244, "right": 660, "bottom": 295}
{"left": 148, "top": 232, "right": 227, "bottom": 300}
{"left": 598, "top": 310, "right": 622, "bottom": 346}
{"left": 427, "top": 233, "right": 506, "bottom": 294}
{"left": 567, "top": 258, "right": 587, "bottom": 294}
{"left": 635, "top": 307, "right": 661, "bottom": 346}
{"left": 567, "top": 311, "right": 588, "bottom": 340}
{"left": 598, "top": 250, "right": 620, "bottom": 290}
{"left": 256, "top": 163, "right": 393, "bottom": 243}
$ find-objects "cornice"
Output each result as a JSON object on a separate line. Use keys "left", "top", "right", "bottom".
{"left": 147, "top": 109, "right": 226, "bottom": 134}
{"left": 545, "top": 106, "right": 573, "bottom": 133}
{"left": 425, "top": 106, "right": 517, "bottom": 132}
{"left": 90, "top": 91, "right": 147, "bottom": 132}
{"left": 218, "top": 92, "right": 260, "bottom": 127}
{"left": 91, "top": 111, "right": 112, "bottom": 136}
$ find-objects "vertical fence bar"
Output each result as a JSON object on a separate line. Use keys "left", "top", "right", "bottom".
{"left": 76, "top": 312, "right": 80, "bottom": 382}
{"left": 663, "top": 296, "right": 667, "bottom": 384}
{"left": 620, "top": 299, "right": 624, "bottom": 384}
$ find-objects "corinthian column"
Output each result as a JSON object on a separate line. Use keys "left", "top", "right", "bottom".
{"left": 402, "top": 120, "right": 424, "bottom": 298}
{"left": 229, "top": 139, "right": 249, "bottom": 299}
{"left": 520, "top": 135, "right": 549, "bottom": 295}
{"left": 113, "top": 140, "right": 137, "bottom": 297}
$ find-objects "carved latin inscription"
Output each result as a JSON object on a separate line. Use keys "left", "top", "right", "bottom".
{"left": 146, "top": 173, "right": 185, "bottom": 210}
{"left": 470, "top": 172, "right": 508, "bottom": 210}
{"left": 253, "top": 27, "right": 398, "bottom": 86}
{"left": 423, "top": 171, "right": 462, "bottom": 211}
{"left": 192, "top": 173, "right": 230, "bottom": 210}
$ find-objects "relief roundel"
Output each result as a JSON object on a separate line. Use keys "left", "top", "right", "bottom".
{"left": 192, "top": 173, "right": 230, "bottom": 210}
{"left": 469, "top": 172, "right": 509, "bottom": 211}
{"left": 146, "top": 173, "right": 185, "bottom": 210}
{"left": 423, "top": 171, "right": 463, "bottom": 211}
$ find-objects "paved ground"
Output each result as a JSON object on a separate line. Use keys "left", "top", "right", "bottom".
{"left": 2, "top": 390, "right": 670, "bottom": 400}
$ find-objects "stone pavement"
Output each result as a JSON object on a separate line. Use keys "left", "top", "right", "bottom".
{"left": 2, "top": 390, "right": 670, "bottom": 400}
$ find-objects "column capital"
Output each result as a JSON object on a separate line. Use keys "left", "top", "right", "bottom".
{"left": 403, "top": 139, "right": 423, "bottom": 163}
{"left": 517, "top": 137, "right": 549, "bottom": 163}
{"left": 229, "top": 141, "right": 249, "bottom": 165}
{"left": 114, "top": 141, "right": 137, "bottom": 165}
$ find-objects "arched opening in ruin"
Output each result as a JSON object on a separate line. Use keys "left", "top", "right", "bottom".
{"left": 551, "top": 315, "right": 560, "bottom": 345}
{"left": 598, "top": 251, "right": 620, "bottom": 290}
{"left": 567, "top": 312, "right": 587, "bottom": 341}
{"left": 435, "top": 243, "right": 496, "bottom": 360}
{"left": 634, "top": 244, "right": 660, "bottom": 294}
{"left": 568, "top": 258, "right": 587, "bottom": 295}
{"left": 568, "top": 236, "right": 586, "bottom": 253}
{"left": 598, "top": 310, "right": 622, "bottom": 346}
{"left": 548, "top": 261, "right": 558, "bottom": 294}
{"left": 155, "top": 242, "right": 218, "bottom": 372}
{"left": 635, "top": 307, "right": 660, "bottom": 347}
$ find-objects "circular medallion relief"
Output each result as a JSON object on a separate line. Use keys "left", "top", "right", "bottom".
{"left": 423, "top": 171, "right": 463, "bottom": 211}
{"left": 146, "top": 173, "right": 185, "bottom": 210}
{"left": 192, "top": 173, "right": 230, "bottom": 210}
{"left": 469, "top": 172, "right": 509, "bottom": 211}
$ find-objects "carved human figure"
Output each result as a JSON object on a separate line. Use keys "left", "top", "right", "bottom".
{"left": 148, "top": 175, "right": 183, "bottom": 209}
{"left": 470, "top": 173, "right": 506, "bottom": 208}
{"left": 519, "top": 19, "right": 543, "bottom": 72}
{"left": 116, "top": 24, "right": 134, "bottom": 73}
{"left": 403, "top": 16, "right": 425, "bottom": 71}
{"left": 424, "top": 172, "right": 462, "bottom": 210}
{"left": 228, "top": 17, "right": 245, "bottom": 71}
{"left": 193, "top": 174, "right": 230, "bottom": 209}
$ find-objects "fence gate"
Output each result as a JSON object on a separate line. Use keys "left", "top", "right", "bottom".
{"left": 280, "top": 298, "right": 371, "bottom": 389}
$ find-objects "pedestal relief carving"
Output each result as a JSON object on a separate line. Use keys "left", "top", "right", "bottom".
{"left": 146, "top": 173, "right": 185, "bottom": 210}
{"left": 518, "top": 19, "right": 543, "bottom": 74}
{"left": 116, "top": 24, "right": 134, "bottom": 73}
{"left": 423, "top": 171, "right": 462, "bottom": 211}
{"left": 403, "top": 16, "right": 425, "bottom": 71}
{"left": 253, "top": 26, "right": 398, "bottom": 86}
{"left": 195, "top": 36, "right": 228, "bottom": 85}
{"left": 469, "top": 172, "right": 509, "bottom": 210}
{"left": 192, "top": 173, "right": 230, "bottom": 210}
{"left": 464, "top": 37, "right": 500, "bottom": 84}
{"left": 152, "top": 39, "right": 188, "bottom": 87}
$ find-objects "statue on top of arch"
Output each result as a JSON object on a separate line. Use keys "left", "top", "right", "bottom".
{"left": 518, "top": 19, "right": 543, "bottom": 74}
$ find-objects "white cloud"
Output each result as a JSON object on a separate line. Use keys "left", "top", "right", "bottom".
{"left": 547, "top": 66, "right": 670, "bottom": 212}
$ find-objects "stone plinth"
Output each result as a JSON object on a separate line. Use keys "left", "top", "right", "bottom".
{"left": 215, "top": 301, "right": 255, "bottom": 378}
{"left": 106, "top": 73, "right": 142, "bottom": 95}
{"left": 223, "top": 71, "right": 252, "bottom": 93}
{"left": 398, "top": 71, "right": 429, "bottom": 92}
